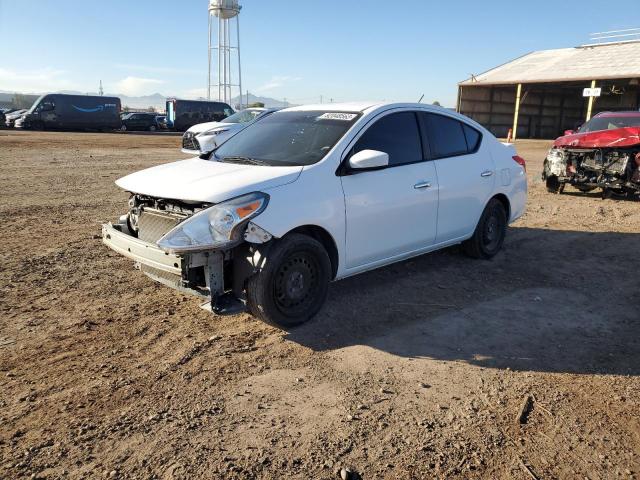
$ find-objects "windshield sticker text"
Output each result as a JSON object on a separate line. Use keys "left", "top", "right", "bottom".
{"left": 317, "top": 112, "right": 357, "bottom": 121}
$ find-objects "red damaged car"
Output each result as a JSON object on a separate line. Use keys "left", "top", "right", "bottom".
{"left": 542, "top": 111, "right": 640, "bottom": 198}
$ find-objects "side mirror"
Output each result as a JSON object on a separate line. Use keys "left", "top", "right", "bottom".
{"left": 563, "top": 129, "right": 575, "bottom": 136}
{"left": 348, "top": 149, "right": 389, "bottom": 170}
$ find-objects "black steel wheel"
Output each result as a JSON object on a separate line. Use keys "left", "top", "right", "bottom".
{"left": 247, "top": 233, "right": 331, "bottom": 328}
{"left": 463, "top": 198, "right": 507, "bottom": 259}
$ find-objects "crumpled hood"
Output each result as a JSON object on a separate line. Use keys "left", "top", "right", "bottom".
{"left": 554, "top": 127, "right": 640, "bottom": 148}
{"left": 187, "top": 121, "right": 236, "bottom": 134}
{"left": 115, "top": 158, "right": 303, "bottom": 203}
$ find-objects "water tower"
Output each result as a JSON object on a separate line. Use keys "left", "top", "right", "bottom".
{"left": 208, "top": 0, "right": 242, "bottom": 107}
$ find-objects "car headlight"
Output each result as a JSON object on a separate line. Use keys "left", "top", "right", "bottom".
{"left": 157, "top": 192, "right": 269, "bottom": 254}
{"left": 199, "top": 127, "right": 230, "bottom": 137}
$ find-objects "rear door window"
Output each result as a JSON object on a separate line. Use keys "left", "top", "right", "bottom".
{"left": 353, "top": 112, "right": 423, "bottom": 167}
{"left": 422, "top": 113, "right": 468, "bottom": 158}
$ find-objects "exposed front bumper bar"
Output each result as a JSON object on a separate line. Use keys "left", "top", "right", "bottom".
{"left": 102, "top": 223, "right": 182, "bottom": 275}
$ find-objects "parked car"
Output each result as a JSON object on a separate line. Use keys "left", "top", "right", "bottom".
{"left": 166, "top": 99, "right": 234, "bottom": 132}
{"left": 542, "top": 111, "right": 640, "bottom": 198}
{"left": 5, "top": 109, "right": 27, "bottom": 128}
{"left": 21, "top": 94, "right": 121, "bottom": 131}
{"left": 181, "top": 107, "right": 280, "bottom": 155}
{"left": 102, "top": 102, "right": 527, "bottom": 327}
{"left": 120, "top": 112, "right": 161, "bottom": 131}
{"left": 155, "top": 115, "right": 168, "bottom": 130}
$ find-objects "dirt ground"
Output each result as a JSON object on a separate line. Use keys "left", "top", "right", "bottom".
{"left": 1, "top": 129, "right": 639, "bottom": 480}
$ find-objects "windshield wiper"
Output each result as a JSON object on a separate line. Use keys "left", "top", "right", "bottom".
{"left": 220, "top": 156, "right": 268, "bottom": 166}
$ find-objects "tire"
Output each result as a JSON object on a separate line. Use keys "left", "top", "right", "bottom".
{"left": 246, "top": 233, "right": 331, "bottom": 328}
{"left": 545, "top": 175, "right": 563, "bottom": 193}
{"left": 120, "top": 125, "right": 127, "bottom": 131}
{"left": 149, "top": 125, "right": 157, "bottom": 132}
{"left": 463, "top": 198, "right": 507, "bottom": 259}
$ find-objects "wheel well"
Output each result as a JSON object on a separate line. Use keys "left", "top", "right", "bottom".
{"left": 286, "top": 225, "right": 339, "bottom": 279}
{"left": 492, "top": 193, "right": 511, "bottom": 222}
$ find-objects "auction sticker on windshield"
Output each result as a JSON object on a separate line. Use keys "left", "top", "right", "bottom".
{"left": 317, "top": 112, "right": 358, "bottom": 121}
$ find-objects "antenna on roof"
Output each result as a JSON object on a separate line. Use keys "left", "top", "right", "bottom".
{"left": 417, "top": 94, "right": 424, "bottom": 103}
{"left": 588, "top": 27, "right": 640, "bottom": 44}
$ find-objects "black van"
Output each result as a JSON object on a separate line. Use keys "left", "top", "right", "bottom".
{"left": 166, "top": 99, "right": 233, "bottom": 131}
{"left": 22, "top": 94, "right": 122, "bottom": 131}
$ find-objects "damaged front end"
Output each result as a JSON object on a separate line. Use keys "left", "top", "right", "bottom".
{"left": 543, "top": 147, "right": 640, "bottom": 198}
{"left": 102, "top": 193, "right": 273, "bottom": 314}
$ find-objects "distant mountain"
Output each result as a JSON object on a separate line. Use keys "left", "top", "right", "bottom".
{"left": 0, "top": 89, "right": 292, "bottom": 111}
{"left": 230, "top": 93, "right": 296, "bottom": 109}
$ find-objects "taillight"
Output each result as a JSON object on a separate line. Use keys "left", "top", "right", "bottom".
{"left": 512, "top": 155, "right": 526, "bottom": 171}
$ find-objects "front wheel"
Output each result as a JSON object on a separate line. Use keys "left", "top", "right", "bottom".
{"left": 149, "top": 125, "right": 157, "bottom": 132}
{"left": 246, "top": 233, "right": 331, "bottom": 328}
{"left": 463, "top": 198, "right": 507, "bottom": 259}
{"left": 120, "top": 124, "right": 127, "bottom": 131}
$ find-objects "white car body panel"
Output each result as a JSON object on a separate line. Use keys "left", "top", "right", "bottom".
{"left": 115, "top": 157, "right": 302, "bottom": 203}
{"left": 114, "top": 102, "right": 527, "bottom": 282}
{"left": 432, "top": 142, "right": 496, "bottom": 243}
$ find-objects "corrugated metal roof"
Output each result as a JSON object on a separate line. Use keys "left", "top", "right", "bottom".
{"left": 460, "top": 41, "right": 640, "bottom": 86}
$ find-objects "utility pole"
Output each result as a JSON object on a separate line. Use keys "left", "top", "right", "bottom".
{"left": 99, "top": 80, "right": 104, "bottom": 96}
{"left": 320, "top": 95, "right": 323, "bottom": 104}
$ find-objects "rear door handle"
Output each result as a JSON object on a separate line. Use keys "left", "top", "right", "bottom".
{"left": 414, "top": 181, "right": 432, "bottom": 189}
{"left": 481, "top": 170, "right": 494, "bottom": 177}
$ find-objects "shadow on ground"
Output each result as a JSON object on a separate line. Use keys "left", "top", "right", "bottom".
{"left": 286, "top": 227, "right": 640, "bottom": 375}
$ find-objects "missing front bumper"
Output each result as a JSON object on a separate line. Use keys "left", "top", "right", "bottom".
{"left": 101, "top": 221, "right": 256, "bottom": 314}
{"left": 102, "top": 223, "right": 182, "bottom": 275}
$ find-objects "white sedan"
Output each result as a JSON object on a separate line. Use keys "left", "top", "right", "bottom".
{"left": 181, "top": 107, "right": 279, "bottom": 155}
{"left": 103, "top": 102, "right": 527, "bottom": 327}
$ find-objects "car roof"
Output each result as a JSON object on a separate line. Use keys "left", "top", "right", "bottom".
{"left": 280, "top": 102, "right": 461, "bottom": 116}
{"left": 594, "top": 111, "right": 640, "bottom": 118}
{"left": 283, "top": 101, "right": 384, "bottom": 113}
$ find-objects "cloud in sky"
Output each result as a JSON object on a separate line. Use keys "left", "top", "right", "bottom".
{"left": 115, "top": 76, "right": 165, "bottom": 96}
{"left": 254, "top": 75, "right": 302, "bottom": 93}
{"left": 114, "top": 63, "right": 204, "bottom": 76}
{"left": 0, "top": 67, "right": 75, "bottom": 93}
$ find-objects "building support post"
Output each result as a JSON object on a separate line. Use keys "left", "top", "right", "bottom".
{"left": 512, "top": 83, "right": 522, "bottom": 141}
{"left": 586, "top": 79, "right": 597, "bottom": 122}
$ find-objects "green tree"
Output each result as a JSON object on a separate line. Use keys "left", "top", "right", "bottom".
{"left": 432, "top": 101, "right": 441, "bottom": 106}
{"left": 248, "top": 102, "right": 265, "bottom": 108}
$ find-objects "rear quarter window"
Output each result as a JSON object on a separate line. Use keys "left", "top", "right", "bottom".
{"left": 462, "top": 124, "right": 482, "bottom": 152}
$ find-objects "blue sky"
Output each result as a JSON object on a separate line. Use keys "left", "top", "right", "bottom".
{"left": 0, "top": 0, "right": 638, "bottom": 106}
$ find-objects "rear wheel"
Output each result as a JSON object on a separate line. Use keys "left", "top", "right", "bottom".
{"left": 120, "top": 124, "right": 127, "bottom": 131}
{"left": 246, "top": 233, "right": 331, "bottom": 328}
{"left": 463, "top": 198, "right": 507, "bottom": 259}
{"left": 149, "top": 125, "right": 157, "bottom": 132}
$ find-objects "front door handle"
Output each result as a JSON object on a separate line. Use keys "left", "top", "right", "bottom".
{"left": 414, "top": 181, "right": 432, "bottom": 189}
{"left": 481, "top": 170, "right": 494, "bottom": 177}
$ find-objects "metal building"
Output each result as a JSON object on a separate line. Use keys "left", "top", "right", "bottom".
{"left": 457, "top": 40, "right": 640, "bottom": 139}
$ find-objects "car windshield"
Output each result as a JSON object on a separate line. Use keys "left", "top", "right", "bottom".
{"left": 211, "top": 111, "right": 360, "bottom": 166}
{"left": 221, "top": 109, "right": 264, "bottom": 124}
{"left": 579, "top": 115, "right": 640, "bottom": 132}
